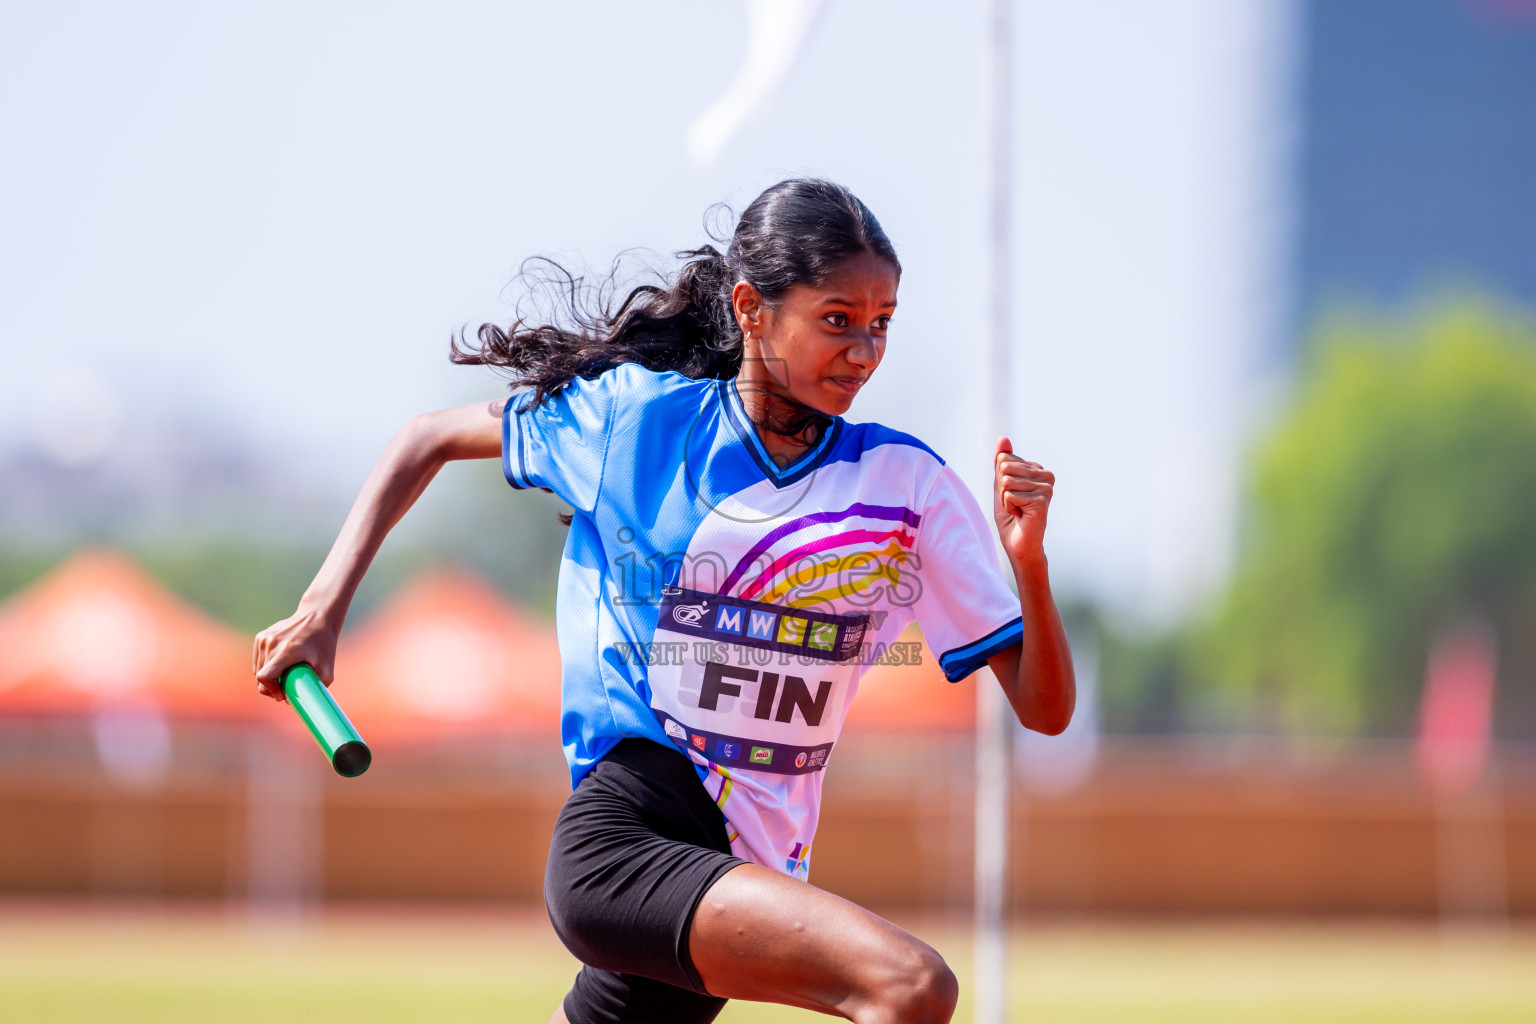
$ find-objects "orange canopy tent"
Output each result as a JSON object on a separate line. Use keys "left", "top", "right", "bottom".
{"left": 842, "top": 626, "right": 976, "bottom": 733}
{"left": 332, "top": 567, "right": 563, "bottom": 741}
{"left": 0, "top": 548, "right": 256, "bottom": 720}
{"left": 0, "top": 550, "right": 960, "bottom": 737}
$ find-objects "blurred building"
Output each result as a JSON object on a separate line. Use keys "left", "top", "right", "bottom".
{"left": 1293, "top": 0, "right": 1536, "bottom": 337}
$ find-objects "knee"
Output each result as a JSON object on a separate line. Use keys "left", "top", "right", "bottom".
{"left": 872, "top": 945, "right": 958, "bottom": 1024}
{"left": 909, "top": 951, "right": 960, "bottom": 1024}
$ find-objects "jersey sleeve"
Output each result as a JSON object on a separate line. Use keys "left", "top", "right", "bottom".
{"left": 911, "top": 465, "right": 1024, "bottom": 682}
{"left": 502, "top": 369, "right": 626, "bottom": 514}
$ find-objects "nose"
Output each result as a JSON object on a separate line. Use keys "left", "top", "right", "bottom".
{"left": 845, "top": 332, "right": 880, "bottom": 371}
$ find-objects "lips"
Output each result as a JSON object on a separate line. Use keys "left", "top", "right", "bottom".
{"left": 828, "top": 376, "right": 866, "bottom": 395}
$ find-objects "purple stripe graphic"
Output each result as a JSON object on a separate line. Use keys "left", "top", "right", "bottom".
{"left": 720, "top": 504, "right": 923, "bottom": 595}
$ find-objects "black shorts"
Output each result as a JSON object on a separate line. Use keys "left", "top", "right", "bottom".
{"left": 545, "top": 738, "right": 747, "bottom": 1024}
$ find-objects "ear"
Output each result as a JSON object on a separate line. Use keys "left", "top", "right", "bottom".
{"left": 732, "top": 280, "right": 764, "bottom": 336}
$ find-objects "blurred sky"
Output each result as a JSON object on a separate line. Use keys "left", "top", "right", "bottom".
{"left": 0, "top": 0, "right": 1292, "bottom": 623}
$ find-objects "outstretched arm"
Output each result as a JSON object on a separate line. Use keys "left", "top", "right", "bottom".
{"left": 984, "top": 437, "right": 1076, "bottom": 735}
{"left": 252, "top": 398, "right": 506, "bottom": 700}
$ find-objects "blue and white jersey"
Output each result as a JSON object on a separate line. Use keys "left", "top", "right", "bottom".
{"left": 503, "top": 364, "right": 1022, "bottom": 879}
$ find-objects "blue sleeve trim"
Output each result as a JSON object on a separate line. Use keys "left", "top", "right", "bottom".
{"left": 501, "top": 396, "right": 529, "bottom": 490}
{"left": 938, "top": 616, "right": 1024, "bottom": 683}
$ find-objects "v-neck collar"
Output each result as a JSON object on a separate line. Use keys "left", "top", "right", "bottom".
{"left": 718, "top": 378, "right": 842, "bottom": 489}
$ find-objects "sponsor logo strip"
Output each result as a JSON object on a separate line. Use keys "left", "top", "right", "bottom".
{"left": 653, "top": 711, "right": 832, "bottom": 776}
{"left": 659, "top": 586, "right": 867, "bottom": 664}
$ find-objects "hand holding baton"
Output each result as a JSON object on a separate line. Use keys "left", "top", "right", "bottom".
{"left": 281, "top": 663, "right": 372, "bottom": 777}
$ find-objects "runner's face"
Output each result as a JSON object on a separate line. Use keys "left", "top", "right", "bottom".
{"left": 740, "top": 251, "right": 898, "bottom": 417}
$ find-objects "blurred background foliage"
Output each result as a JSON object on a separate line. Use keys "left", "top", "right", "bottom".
{"left": 1099, "top": 298, "right": 1536, "bottom": 738}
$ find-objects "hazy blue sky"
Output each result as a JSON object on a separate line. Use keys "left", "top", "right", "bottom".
{"left": 0, "top": 0, "right": 1292, "bottom": 621}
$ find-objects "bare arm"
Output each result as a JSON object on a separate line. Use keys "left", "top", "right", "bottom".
{"left": 251, "top": 398, "right": 506, "bottom": 699}
{"left": 983, "top": 437, "right": 1076, "bottom": 735}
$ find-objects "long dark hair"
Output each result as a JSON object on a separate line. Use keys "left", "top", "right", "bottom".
{"left": 450, "top": 178, "right": 901, "bottom": 431}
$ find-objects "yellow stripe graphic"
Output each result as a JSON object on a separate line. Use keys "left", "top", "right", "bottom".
{"left": 788, "top": 562, "right": 906, "bottom": 610}
{"left": 759, "top": 542, "right": 912, "bottom": 605}
{"left": 711, "top": 763, "right": 735, "bottom": 809}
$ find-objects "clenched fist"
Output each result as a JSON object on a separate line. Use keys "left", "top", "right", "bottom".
{"left": 992, "top": 436, "right": 1054, "bottom": 567}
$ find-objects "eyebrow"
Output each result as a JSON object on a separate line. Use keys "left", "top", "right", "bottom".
{"left": 823, "top": 296, "right": 899, "bottom": 309}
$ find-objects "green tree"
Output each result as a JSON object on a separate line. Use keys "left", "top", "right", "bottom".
{"left": 1193, "top": 302, "right": 1536, "bottom": 735}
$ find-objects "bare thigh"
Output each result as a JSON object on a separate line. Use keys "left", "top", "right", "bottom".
{"left": 688, "top": 864, "right": 958, "bottom": 1024}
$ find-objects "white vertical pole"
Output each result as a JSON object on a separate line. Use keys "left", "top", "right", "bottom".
{"left": 246, "top": 730, "right": 321, "bottom": 928}
{"left": 976, "top": 0, "right": 1012, "bottom": 1022}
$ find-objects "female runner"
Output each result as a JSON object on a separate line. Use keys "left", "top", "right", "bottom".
{"left": 253, "top": 178, "right": 1074, "bottom": 1024}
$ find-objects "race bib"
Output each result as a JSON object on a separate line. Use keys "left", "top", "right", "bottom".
{"left": 648, "top": 586, "right": 869, "bottom": 774}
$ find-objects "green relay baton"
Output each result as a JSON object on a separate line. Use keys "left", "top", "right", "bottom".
{"left": 281, "top": 663, "right": 372, "bottom": 777}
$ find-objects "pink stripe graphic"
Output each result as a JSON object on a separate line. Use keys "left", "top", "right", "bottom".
{"left": 738, "top": 527, "right": 917, "bottom": 601}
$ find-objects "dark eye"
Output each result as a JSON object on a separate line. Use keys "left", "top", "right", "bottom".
{"left": 873, "top": 315, "right": 892, "bottom": 331}
{"left": 824, "top": 312, "right": 849, "bottom": 328}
